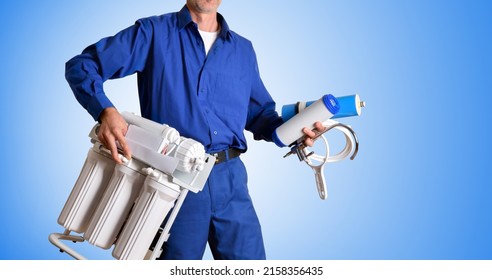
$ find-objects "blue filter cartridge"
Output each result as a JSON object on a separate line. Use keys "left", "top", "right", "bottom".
{"left": 281, "top": 94, "right": 365, "bottom": 122}
{"left": 273, "top": 94, "right": 340, "bottom": 147}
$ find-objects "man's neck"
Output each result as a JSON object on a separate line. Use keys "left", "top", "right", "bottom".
{"left": 187, "top": 5, "right": 219, "bottom": 32}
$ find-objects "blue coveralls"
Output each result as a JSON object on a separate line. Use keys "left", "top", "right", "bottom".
{"left": 65, "top": 5, "right": 284, "bottom": 259}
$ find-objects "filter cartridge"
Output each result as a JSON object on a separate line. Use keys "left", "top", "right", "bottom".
{"left": 281, "top": 94, "right": 365, "bottom": 122}
{"left": 273, "top": 94, "right": 340, "bottom": 147}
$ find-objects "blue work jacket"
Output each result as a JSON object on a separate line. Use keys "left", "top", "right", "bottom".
{"left": 65, "top": 5, "right": 284, "bottom": 153}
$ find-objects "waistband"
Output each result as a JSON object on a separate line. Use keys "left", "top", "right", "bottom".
{"left": 212, "top": 148, "right": 242, "bottom": 164}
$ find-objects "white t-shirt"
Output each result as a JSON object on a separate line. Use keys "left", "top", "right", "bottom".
{"left": 198, "top": 29, "right": 219, "bottom": 55}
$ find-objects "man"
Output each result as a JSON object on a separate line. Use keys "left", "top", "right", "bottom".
{"left": 66, "top": 0, "right": 322, "bottom": 259}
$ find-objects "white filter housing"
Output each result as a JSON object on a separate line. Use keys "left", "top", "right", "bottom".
{"left": 273, "top": 94, "right": 340, "bottom": 147}
{"left": 83, "top": 159, "right": 147, "bottom": 249}
{"left": 112, "top": 172, "right": 180, "bottom": 260}
{"left": 50, "top": 113, "right": 216, "bottom": 260}
{"left": 57, "top": 147, "right": 115, "bottom": 233}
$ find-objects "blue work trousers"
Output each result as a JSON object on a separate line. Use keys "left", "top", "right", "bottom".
{"left": 159, "top": 157, "right": 266, "bottom": 260}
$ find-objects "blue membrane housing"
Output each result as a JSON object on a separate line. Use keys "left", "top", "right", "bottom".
{"left": 281, "top": 94, "right": 362, "bottom": 122}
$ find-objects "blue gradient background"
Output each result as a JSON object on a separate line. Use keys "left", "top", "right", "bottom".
{"left": 0, "top": 1, "right": 490, "bottom": 260}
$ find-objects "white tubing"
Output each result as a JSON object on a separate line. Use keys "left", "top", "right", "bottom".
{"left": 304, "top": 119, "right": 356, "bottom": 164}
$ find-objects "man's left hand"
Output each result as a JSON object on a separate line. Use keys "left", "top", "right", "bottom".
{"left": 302, "top": 121, "right": 326, "bottom": 147}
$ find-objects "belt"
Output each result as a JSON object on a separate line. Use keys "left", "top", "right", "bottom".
{"left": 212, "top": 148, "right": 242, "bottom": 164}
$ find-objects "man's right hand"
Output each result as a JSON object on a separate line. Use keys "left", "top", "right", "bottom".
{"left": 98, "top": 107, "right": 132, "bottom": 164}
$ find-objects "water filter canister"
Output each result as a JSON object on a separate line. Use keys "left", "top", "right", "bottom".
{"left": 273, "top": 94, "right": 340, "bottom": 147}
{"left": 281, "top": 94, "right": 365, "bottom": 122}
{"left": 112, "top": 173, "right": 181, "bottom": 260}
{"left": 83, "top": 159, "right": 147, "bottom": 249}
{"left": 57, "top": 147, "right": 116, "bottom": 233}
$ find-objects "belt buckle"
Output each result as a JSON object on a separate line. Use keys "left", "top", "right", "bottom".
{"left": 212, "top": 151, "right": 222, "bottom": 164}
{"left": 213, "top": 149, "right": 229, "bottom": 164}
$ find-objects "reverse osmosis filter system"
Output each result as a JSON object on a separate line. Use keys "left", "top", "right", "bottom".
{"left": 273, "top": 94, "right": 365, "bottom": 200}
{"left": 49, "top": 112, "right": 215, "bottom": 260}
{"left": 50, "top": 94, "right": 363, "bottom": 259}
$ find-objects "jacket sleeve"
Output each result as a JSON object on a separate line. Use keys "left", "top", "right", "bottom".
{"left": 245, "top": 45, "right": 284, "bottom": 142}
{"left": 65, "top": 19, "right": 153, "bottom": 121}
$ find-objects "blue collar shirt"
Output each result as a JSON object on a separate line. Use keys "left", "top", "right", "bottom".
{"left": 66, "top": 5, "right": 284, "bottom": 153}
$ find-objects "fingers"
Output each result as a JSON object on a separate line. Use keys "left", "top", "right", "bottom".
{"left": 97, "top": 108, "right": 132, "bottom": 164}
{"left": 303, "top": 121, "right": 326, "bottom": 147}
{"left": 304, "top": 137, "right": 315, "bottom": 147}
{"left": 302, "top": 127, "right": 315, "bottom": 147}
{"left": 314, "top": 121, "right": 326, "bottom": 133}
{"left": 98, "top": 125, "right": 123, "bottom": 164}
{"left": 302, "top": 127, "right": 316, "bottom": 138}
{"left": 116, "top": 131, "right": 132, "bottom": 162}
